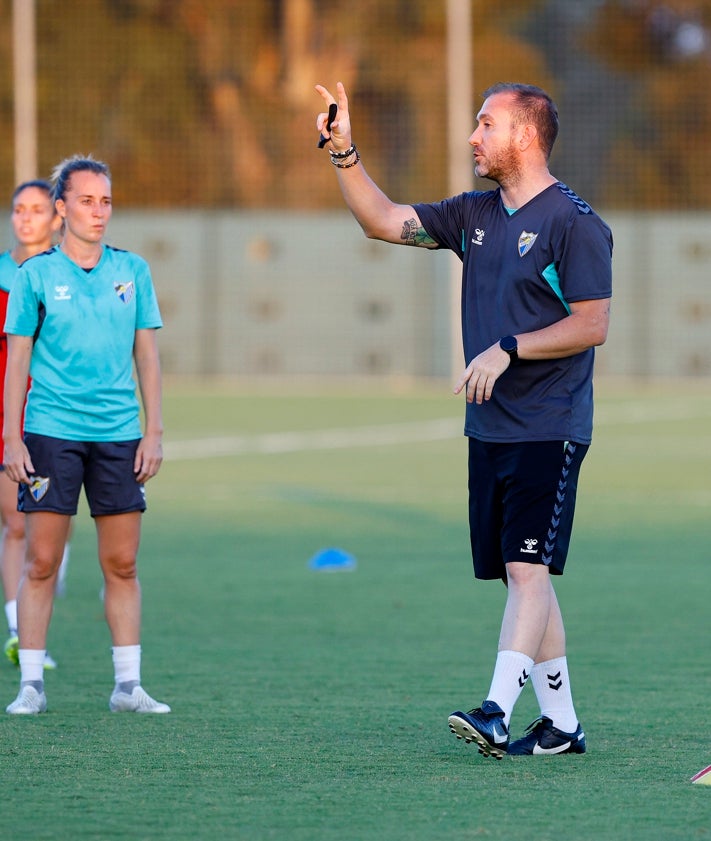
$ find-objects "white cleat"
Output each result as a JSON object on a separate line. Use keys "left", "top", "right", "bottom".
{"left": 109, "top": 685, "right": 171, "bottom": 714}
{"left": 6, "top": 685, "right": 47, "bottom": 715}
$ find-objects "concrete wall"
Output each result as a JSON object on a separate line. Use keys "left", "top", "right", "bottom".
{"left": 88, "top": 211, "right": 453, "bottom": 378}
{"left": 598, "top": 212, "right": 711, "bottom": 377}
{"left": 2, "top": 210, "right": 710, "bottom": 378}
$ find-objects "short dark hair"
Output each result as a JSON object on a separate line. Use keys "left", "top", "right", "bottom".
{"left": 51, "top": 154, "right": 111, "bottom": 202}
{"left": 11, "top": 179, "right": 53, "bottom": 205}
{"left": 482, "top": 83, "right": 559, "bottom": 160}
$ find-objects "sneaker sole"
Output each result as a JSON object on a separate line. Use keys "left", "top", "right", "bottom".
{"left": 109, "top": 696, "right": 171, "bottom": 714}
{"left": 448, "top": 714, "right": 506, "bottom": 760}
{"left": 7, "top": 703, "right": 47, "bottom": 715}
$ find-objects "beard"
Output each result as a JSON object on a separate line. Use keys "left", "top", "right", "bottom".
{"left": 474, "top": 141, "right": 523, "bottom": 187}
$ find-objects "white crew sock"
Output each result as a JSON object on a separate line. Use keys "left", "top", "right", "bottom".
{"left": 531, "top": 656, "right": 579, "bottom": 733}
{"left": 19, "top": 648, "right": 46, "bottom": 687}
{"left": 486, "top": 650, "right": 534, "bottom": 727}
{"left": 112, "top": 644, "right": 141, "bottom": 689}
{"left": 5, "top": 599, "right": 18, "bottom": 635}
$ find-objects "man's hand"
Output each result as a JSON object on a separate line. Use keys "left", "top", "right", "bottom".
{"left": 315, "top": 82, "right": 353, "bottom": 153}
{"left": 454, "top": 343, "right": 512, "bottom": 404}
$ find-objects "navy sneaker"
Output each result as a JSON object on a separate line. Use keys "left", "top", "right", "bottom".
{"left": 448, "top": 700, "right": 509, "bottom": 759}
{"left": 508, "top": 716, "right": 586, "bottom": 756}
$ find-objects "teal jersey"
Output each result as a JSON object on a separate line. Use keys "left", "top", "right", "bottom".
{"left": 5, "top": 244, "right": 162, "bottom": 441}
{"left": 0, "top": 250, "right": 19, "bottom": 293}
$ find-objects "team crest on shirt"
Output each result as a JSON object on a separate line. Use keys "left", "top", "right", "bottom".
{"left": 518, "top": 231, "right": 538, "bottom": 257}
{"left": 114, "top": 281, "right": 135, "bottom": 303}
{"left": 28, "top": 476, "right": 50, "bottom": 502}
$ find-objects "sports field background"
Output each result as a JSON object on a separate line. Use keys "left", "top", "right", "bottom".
{"left": 0, "top": 377, "right": 709, "bottom": 841}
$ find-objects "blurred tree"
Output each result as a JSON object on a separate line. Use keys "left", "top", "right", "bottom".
{"left": 585, "top": 0, "right": 711, "bottom": 208}
{"left": 0, "top": 0, "right": 708, "bottom": 209}
{"left": 0, "top": 5, "right": 14, "bottom": 200}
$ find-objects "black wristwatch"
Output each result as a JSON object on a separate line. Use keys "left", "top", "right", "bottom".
{"left": 499, "top": 335, "right": 519, "bottom": 363}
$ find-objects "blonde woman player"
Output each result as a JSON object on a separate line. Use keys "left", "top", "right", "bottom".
{"left": 0, "top": 180, "right": 64, "bottom": 670}
{"left": 3, "top": 157, "right": 169, "bottom": 715}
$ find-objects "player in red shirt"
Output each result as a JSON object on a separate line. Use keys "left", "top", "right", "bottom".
{"left": 0, "top": 180, "right": 62, "bottom": 668}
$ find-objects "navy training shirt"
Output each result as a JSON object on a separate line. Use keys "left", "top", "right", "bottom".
{"left": 413, "top": 182, "right": 612, "bottom": 444}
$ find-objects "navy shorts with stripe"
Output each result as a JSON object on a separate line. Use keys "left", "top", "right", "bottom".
{"left": 19, "top": 433, "right": 147, "bottom": 517}
{"left": 468, "top": 438, "right": 589, "bottom": 580}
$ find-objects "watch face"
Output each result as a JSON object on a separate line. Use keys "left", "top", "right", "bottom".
{"left": 500, "top": 336, "right": 517, "bottom": 353}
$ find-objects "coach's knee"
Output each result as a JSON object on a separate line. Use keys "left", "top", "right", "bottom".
{"left": 505, "top": 561, "right": 549, "bottom": 590}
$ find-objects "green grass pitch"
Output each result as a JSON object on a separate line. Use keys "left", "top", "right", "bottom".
{"left": 1, "top": 378, "right": 710, "bottom": 840}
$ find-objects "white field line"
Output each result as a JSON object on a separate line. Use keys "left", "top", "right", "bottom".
{"left": 164, "top": 400, "right": 711, "bottom": 462}
{"left": 164, "top": 418, "right": 463, "bottom": 461}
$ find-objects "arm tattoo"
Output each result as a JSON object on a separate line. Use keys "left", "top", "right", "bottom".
{"left": 400, "top": 217, "right": 436, "bottom": 247}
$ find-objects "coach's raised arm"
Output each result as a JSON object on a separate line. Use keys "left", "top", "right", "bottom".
{"left": 315, "top": 82, "right": 437, "bottom": 249}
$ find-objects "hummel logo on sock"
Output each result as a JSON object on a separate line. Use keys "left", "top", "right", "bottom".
{"left": 547, "top": 671, "right": 563, "bottom": 691}
{"left": 518, "top": 668, "right": 530, "bottom": 688}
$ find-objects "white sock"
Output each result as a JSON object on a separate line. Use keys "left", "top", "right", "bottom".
{"left": 486, "top": 650, "right": 534, "bottom": 727}
{"left": 19, "top": 649, "right": 46, "bottom": 685}
{"left": 531, "top": 656, "right": 579, "bottom": 733}
{"left": 112, "top": 644, "right": 141, "bottom": 686}
{"left": 5, "top": 599, "right": 18, "bottom": 635}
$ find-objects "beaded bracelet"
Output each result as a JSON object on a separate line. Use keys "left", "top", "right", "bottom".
{"left": 329, "top": 143, "right": 357, "bottom": 159}
{"left": 330, "top": 149, "right": 361, "bottom": 169}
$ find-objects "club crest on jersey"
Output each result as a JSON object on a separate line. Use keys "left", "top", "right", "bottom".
{"left": 28, "top": 476, "right": 50, "bottom": 502}
{"left": 518, "top": 231, "right": 538, "bottom": 257}
{"left": 114, "top": 281, "right": 135, "bottom": 303}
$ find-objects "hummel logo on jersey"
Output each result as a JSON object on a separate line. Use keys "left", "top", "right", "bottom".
{"left": 557, "top": 183, "right": 593, "bottom": 214}
{"left": 114, "top": 281, "right": 135, "bottom": 303}
{"left": 471, "top": 228, "right": 485, "bottom": 246}
{"left": 518, "top": 231, "right": 538, "bottom": 257}
{"left": 521, "top": 538, "right": 538, "bottom": 555}
{"left": 54, "top": 285, "right": 71, "bottom": 301}
{"left": 28, "top": 476, "right": 50, "bottom": 502}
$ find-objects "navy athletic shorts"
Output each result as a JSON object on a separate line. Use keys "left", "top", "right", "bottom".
{"left": 467, "top": 438, "right": 589, "bottom": 580}
{"left": 18, "top": 433, "right": 147, "bottom": 517}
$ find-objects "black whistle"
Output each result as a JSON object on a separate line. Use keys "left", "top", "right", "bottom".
{"left": 318, "top": 103, "right": 338, "bottom": 148}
